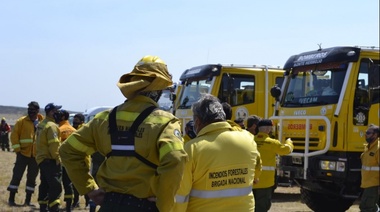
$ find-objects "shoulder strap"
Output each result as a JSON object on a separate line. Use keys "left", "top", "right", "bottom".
{"left": 108, "top": 105, "right": 158, "bottom": 169}
{"left": 129, "top": 106, "right": 156, "bottom": 133}
{"left": 109, "top": 105, "right": 156, "bottom": 134}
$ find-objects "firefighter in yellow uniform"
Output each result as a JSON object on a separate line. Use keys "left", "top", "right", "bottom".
{"left": 7, "top": 101, "right": 44, "bottom": 206}
{"left": 70, "top": 112, "right": 90, "bottom": 208}
{"left": 36, "top": 103, "right": 63, "bottom": 212}
{"left": 59, "top": 55, "right": 188, "bottom": 212}
{"left": 174, "top": 94, "right": 262, "bottom": 212}
{"left": 57, "top": 109, "right": 76, "bottom": 212}
{"left": 360, "top": 124, "right": 379, "bottom": 212}
{"left": 252, "top": 119, "right": 293, "bottom": 212}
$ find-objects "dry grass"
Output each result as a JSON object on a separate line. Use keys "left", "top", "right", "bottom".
{"left": 0, "top": 151, "right": 90, "bottom": 212}
{"left": 0, "top": 145, "right": 360, "bottom": 212}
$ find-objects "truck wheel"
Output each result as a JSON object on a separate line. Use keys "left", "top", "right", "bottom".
{"left": 300, "top": 188, "right": 355, "bottom": 212}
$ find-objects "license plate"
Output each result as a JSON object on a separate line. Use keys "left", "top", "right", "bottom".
{"left": 292, "top": 156, "right": 302, "bottom": 165}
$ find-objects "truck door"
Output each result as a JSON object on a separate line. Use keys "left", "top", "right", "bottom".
{"left": 348, "top": 58, "right": 379, "bottom": 150}
{"left": 367, "top": 58, "right": 380, "bottom": 126}
{"left": 217, "top": 73, "right": 256, "bottom": 120}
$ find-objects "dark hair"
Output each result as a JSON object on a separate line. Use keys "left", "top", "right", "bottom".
{"left": 74, "top": 113, "right": 85, "bottom": 122}
{"left": 222, "top": 102, "right": 232, "bottom": 120}
{"left": 234, "top": 118, "right": 244, "bottom": 124}
{"left": 192, "top": 94, "right": 225, "bottom": 124}
{"left": 247, "top": 115, "right": 261, "bottom": 128}
{"left": 28, "top": 101, "right": 40, "bottom": 109}
{"left": 60, "top": 110, "right": 70, "bottom": 120}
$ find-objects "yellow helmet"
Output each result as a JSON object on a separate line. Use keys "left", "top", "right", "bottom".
{"left": 136, "top": 55, "right": 166, "bottom": 66}
{"left": 117, "top": 55, "right": 173, "bottom": 99}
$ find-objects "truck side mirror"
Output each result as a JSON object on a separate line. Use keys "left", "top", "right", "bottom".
{"left": 271, "top": 85, "right": 282, "bottom": 100}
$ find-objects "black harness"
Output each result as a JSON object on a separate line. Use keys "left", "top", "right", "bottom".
{"left": 107, "top": 106, "right": 158, "bottom": 169}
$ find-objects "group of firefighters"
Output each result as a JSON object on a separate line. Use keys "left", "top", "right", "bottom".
{"left": 3, "top": 103, "right": 96, "bottom": 212}
{"left": 1, "top": 55, "right": 379, "bottom": 212}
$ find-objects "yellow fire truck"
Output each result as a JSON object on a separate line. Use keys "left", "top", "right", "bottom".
{"left": 270, "top": 46, "right": 379, "bottom": 211}
{"left": 175, "top": 64, "right": 284, "bottom": 131}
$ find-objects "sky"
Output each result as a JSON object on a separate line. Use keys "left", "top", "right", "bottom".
{"left": 1, "top": 0, "right": 379, "bottom": 112}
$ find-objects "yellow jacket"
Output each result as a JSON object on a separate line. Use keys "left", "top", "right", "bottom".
{"left": 253, "top": 132, "right": 293, "bottom": 189}
{"left": 174, "top": 121, "right": 262, "bottom": 212}
{"left": 183, "top": 134, "right": 192, "bottom": 144}
{"left": 10, "top": 114, "right": 44, "bottom": 157}
{"left": 227, "top": 120, "right": 243, "bottom": 131}
{"left": 36, "top": 117, "right": 61, "bottom": 165}
{"left": 59, "top": 120, "right": 76, "bottom": 141}
{"left": 360, "top": 139, "right": 379, "bottom": 188}
{"left": 59, "top": 95, "right": 188, "bottom": 212}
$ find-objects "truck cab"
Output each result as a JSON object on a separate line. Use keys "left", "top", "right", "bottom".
{"left": 175, "top": 64, "right": 284, "bottom": 132}
{"left": 270, "top": 46, "right": 379, "bottom": 212}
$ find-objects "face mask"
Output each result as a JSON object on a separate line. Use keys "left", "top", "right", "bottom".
{"left": 73, "top": 121, "right": 80, "bottom": 128}
{"left": 53, "top": 112, "right": 61, "bottom": 124}
{"left": 187, "top": 130, "right": 197, "bottom": 139}
{"left": 365, "top": 137, "right": 374, "bottom": 143}
{"left": 28, "top": 109, "right": 37, "bottom": 117}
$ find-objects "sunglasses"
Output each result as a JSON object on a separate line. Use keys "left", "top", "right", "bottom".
{"left": 365, "top": 131, "right": 373, "bottom": 135}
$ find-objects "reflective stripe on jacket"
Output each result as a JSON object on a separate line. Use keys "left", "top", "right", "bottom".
{"left": 174, "top": 121, "right": 261, "bottom": 212}
{"left": 360, "top": 139, "right": 379, "bottom": 188}
{"left": 10, "top": 114, "right": 44, "bottom": 157}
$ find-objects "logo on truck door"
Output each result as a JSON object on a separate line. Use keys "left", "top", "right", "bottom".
{"left": 235, "top": 107, "right": 249, "bottom": 120}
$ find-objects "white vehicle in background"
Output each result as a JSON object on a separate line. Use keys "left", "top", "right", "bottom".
{"left": 68, "top": 113, "right": 76, "bottom": 126}
{"left": 83, "top": 106, "right": 113, "bottom": 123}
{"left": 158, "top": 86, "right": 177, "bottom": 113}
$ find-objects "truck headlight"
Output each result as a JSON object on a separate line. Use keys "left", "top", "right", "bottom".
{"left": 336, "top": 161, "right": 346, "bottom": 172}
{"left": 320, "top": 160, "right": 346, "bottom": 172}
{"left": 320, "top": 160, "right": 336, "bottom": 170}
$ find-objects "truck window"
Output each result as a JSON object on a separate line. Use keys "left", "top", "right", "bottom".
{"left": 178, "top": 79, "right": 212, "bottom": 109}
{"left": 275, "top": 77, "right": 284, "bottom": 88}
{"left": 368, "top": 59, "right": 380, "bottom": 104}
{"left": 218, "top": 74, "right": 255, "bottom": 106}
{"left": 283, "top": 63, "right": 347, "bottom": 106}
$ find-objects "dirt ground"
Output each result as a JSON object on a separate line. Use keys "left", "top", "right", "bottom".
{"left": 270, "top": 186, "right": 360, "bottom": 212}
{"left": 0, "top": 150, "right": 361, "bottom": 212}
{"left": 0, "top": 184, "right": 361, "bottom": 212}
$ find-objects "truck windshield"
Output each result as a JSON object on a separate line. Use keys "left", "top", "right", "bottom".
{"left": 178, "top": 78, "right": 212, "bottom": 109}
{"left": 282, "top": 63, "right": 348, "bottom": 107}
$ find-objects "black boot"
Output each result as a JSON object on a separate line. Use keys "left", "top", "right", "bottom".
{"left": 24, "top": 192, "right": 35, "bottom": 206}
{"left": 8, "top": 191, "right": 16, "bottom": 206}
{"left": 49, "top": 204, "right": 60, "bottom": 212}
{"left": 65, "top": 200, "right": 72, "bottom": 212}
{"left": 89, "top": 200, "right": 96, "bottom": 212}
{"left": 39, "top": 204, "right": 48, "bottom": 212}
{"left": 72, "top": 194, "right": 79, "bottom": 208}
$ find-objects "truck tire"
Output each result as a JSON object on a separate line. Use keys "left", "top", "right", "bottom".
{"left": 300, "top": 188, "right": 355, "bottom": 212}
